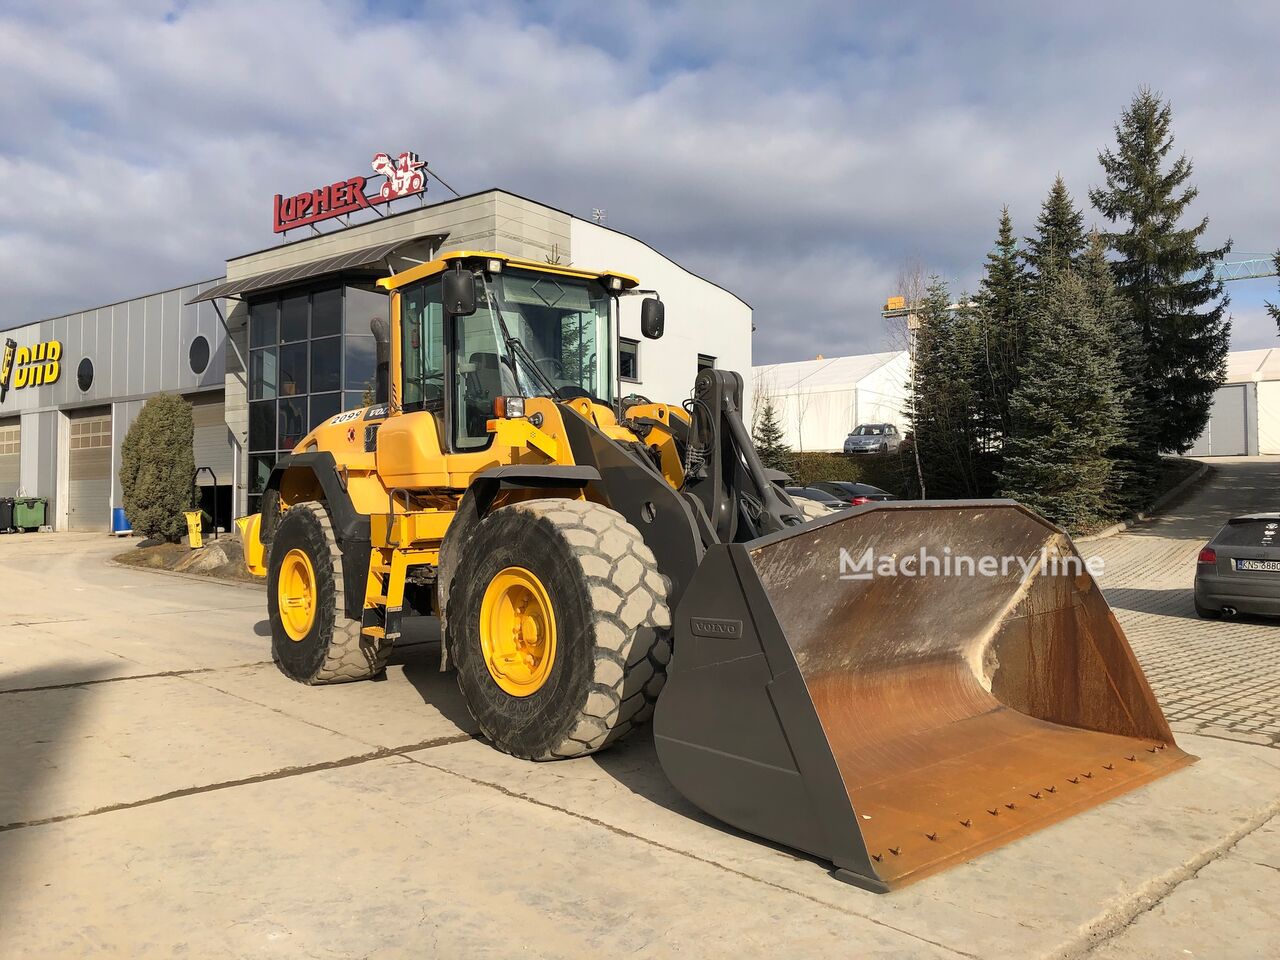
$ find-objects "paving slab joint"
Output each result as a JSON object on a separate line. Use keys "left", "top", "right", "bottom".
{"left": 1055, "top": 801, "right": 1280, "bottom": 959}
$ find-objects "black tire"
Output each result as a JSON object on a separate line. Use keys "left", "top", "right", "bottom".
{"left": 267, "top": 502, "right": 392, "bottom": 684}
{"left": 447, "top": 499, "right": 672, "bottom": 760}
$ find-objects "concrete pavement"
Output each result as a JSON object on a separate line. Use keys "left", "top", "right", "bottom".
{"left": 1, "top": 466, "right": 1278, "bottom": 958}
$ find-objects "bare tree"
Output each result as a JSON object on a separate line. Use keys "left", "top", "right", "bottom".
{"left": 888, "top": 257, "right": 931, "bottom": 497}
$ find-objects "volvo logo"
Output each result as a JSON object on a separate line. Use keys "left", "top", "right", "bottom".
{"left": 688, "top": 617, "right": 743, "bottom": 639}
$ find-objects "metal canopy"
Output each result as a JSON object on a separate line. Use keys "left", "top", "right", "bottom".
{"left": 185, "top": 236, "right": 444, "bottom": 305}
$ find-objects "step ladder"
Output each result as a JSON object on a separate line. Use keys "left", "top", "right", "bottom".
{"left": 361, "top": 491, "right": 452, "bottom": 647}
{"left": 362, "top": 547, "right": 409, "bottom": 646}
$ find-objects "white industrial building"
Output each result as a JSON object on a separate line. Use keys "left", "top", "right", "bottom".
{"left": 751, "top": 345, "right": 1279, "bottom": 459}
{"left": 1187, "top": 348, "right": 1280, "bottom": 457}
{"left": 751, "top": 351, "right": 911, "bottom": 452}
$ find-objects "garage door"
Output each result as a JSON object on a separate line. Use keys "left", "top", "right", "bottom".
{"left": 189, "top": 392, "right": 233, "bottom": 486}
{"left": 0, "top": 417, "right": 19, "bottom": 497}
{"left": 68, "top": 409, "right": 112, "bottom": 531}
{"left": 1188, "top": 384, "right": 1249, "bottom": 457}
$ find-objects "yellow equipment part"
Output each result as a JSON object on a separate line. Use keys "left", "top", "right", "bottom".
{"left": 236, "top": 514, "right": 267, "bottom": 577}
{"left": 479, "top": 566, "right": 558, "bottom": 696}
{"left": 184, "top": 511, "right": 204, "bottom": 549}
{"left": 277, "top": 548, "right": 318, "bottom": 641}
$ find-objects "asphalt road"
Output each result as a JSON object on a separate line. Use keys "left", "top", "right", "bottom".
{"left": 0, "top": 465, "right": 1277, "bottom": 959}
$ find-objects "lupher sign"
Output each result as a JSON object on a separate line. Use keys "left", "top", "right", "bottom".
{"left": 0, "top": 338, "right": 62, "bottom": 402}
{"left": 272, "top": 151, "right": 427, "bottom": 234}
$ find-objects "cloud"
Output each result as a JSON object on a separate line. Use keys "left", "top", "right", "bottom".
{"left": 0, "top": 0, "right": 1276, "bottom": 363}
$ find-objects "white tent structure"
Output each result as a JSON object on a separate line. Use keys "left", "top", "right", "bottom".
{"left": 752, "top": 351, "right": 911, "bottom": 453}
{"left": 1187, "top": 348, "right": 1280, "bottom": 457}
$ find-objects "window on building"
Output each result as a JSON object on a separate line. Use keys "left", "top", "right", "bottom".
{"left": 245, "top": 285, "right": 389, "bottom": 513}
{"left": 280, "top": 294, "right": 309, "bottom": 343}
{"left": 311, "top": 288, "right": 342, "bottom": 338}
{"left": 188, "top": 336, "right": 210, "bottom": 375}
{"left": 697, "top": 354, "right": 717, "bottom": 372}
{"left": 310, "top": 336, "right": 341, "bottom": 393}
{"left": 77, "top": 357, "right": 94, "bottom": 392}
{"left": 619, "top": 338, "right": 639, "bottom": 382}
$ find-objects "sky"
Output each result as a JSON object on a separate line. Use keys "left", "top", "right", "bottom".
{"left": 1, "top": 0, "right": 1277, "bottom": 364}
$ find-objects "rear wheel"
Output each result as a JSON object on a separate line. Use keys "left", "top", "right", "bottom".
{"left": 447, "top": 499, "right": 672, "bottom": 760}
{"left": 268, "top": 502, "right": 393, "bottom": 683}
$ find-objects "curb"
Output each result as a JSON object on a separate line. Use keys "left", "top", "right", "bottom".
{"left": 1074, "top": 460, "right": 1213, "bottom": 543}
{"left": 108, "top": 554, "right": 266, "bottom": 592}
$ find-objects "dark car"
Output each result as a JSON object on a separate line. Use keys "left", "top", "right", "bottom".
{"left": 810, "top": 480, "right": 897, "bottom": 506}
{"left": 843, "top": 423, "right": 901, "bottom": 454}
{"left": 1194, "top": 514, "right": 1280, "bottom": 619}
{"left": 785, "top": 486, "right": 847, "bottom": 507}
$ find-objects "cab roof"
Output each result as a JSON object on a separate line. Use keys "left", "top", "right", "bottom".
{"left": 378, "top": 250, "right": 639, "bottom": 292}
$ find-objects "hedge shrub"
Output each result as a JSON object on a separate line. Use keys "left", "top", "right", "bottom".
{"left": 787, "top": 450, "right": 917, "bottom": 498}
{"left": 120, "top": 394, "right": 196, "bottom": 542}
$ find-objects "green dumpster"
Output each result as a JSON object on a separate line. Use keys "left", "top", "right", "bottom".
{"left": 14, "top": 497, "right": 46, "bottom": 531}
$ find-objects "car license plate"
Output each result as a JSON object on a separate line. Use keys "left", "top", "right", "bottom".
{"left": 1235, "top": 558, "right": 1280, "bottom": 573}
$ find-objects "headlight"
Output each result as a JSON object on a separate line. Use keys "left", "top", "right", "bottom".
{"left": 494, "top": 396, "right": 525, "bottom": 419}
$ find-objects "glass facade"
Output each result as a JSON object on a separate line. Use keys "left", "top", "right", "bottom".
{"left": 246, "top": 283, "right": 385, "bottom": 512}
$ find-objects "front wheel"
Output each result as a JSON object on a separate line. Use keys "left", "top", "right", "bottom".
{"left": 268, "top": 502, "right": 393, "bottom": 683}
{"left": 447, "top": 499, "right": 672, "bottom": 760}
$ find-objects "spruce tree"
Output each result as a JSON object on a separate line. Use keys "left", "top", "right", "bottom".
{"left": 971, "top": 207, "right": 1032, "bottom": 451}
{"left": 908, "top": 279, "right": 984, "bottom": 498}
{"left": 1078, "top": 231, "right": 1156, "bottom": 515}
{"left": 752, "top": 396, "right": 794, "bottom": 475}
{"left": 1090, "top": 88, "right": 1231, "bottom": 453}
{"left": 1024, "top": 175, "right": 1086, "bottom": 276}
{"left": 998, "top": 267, "right": 1125, "bottom": 528}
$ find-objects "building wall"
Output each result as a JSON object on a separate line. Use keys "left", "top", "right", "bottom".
{"left": 0, "top": 278, "right": 232, "bottom": 529}
{"left": 753, "top": 352, "right": 911, "bottom": 452}
{"left": 568, "top": 219, "right": 753, "bottom": 407}
{"left": 852, "top": 353, "right": 911, "bottom": 434}
{"left": 1259, "top": 380, "right": 1280, "bottom": 456}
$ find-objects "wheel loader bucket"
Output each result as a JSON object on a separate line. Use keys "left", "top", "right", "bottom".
{"left": 653, "top": 501, "right": 1194, "bottom": 892}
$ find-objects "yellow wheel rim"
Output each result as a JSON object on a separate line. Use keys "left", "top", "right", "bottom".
{"left": 278, "top": 548, "right": 317, "bottom": 642}
{"left": 479, "top": 566, "right": 557, "bottom": 697}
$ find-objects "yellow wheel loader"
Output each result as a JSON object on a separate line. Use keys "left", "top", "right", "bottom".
{"left": 240, "top": 251, "right": 1192, "bottom": 891}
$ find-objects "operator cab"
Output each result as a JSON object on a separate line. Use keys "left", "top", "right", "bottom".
{"left": 382, "top": 252, "right": 661, "bottom": 452}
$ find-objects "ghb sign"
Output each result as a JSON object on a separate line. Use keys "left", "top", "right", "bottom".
{"left": 0, "top": 339, "right": 62, "bottom": 402}
{"left": 272, "top": 151, "right": 427, "bottom": 234}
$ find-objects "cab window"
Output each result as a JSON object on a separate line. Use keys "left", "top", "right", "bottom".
{"left": 400, "top": 280, "right": 444, "bottom": 413}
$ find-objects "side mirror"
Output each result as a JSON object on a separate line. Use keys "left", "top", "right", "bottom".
{"left": 443, "top": 268, "right": 477, "bottom": 316}
{"left": 640, "top": 297, "right": 665, "bottom": 339}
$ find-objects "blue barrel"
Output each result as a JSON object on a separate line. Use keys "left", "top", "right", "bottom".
{"left": 112, "top": 506, "right": 132, "bottom": 535}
